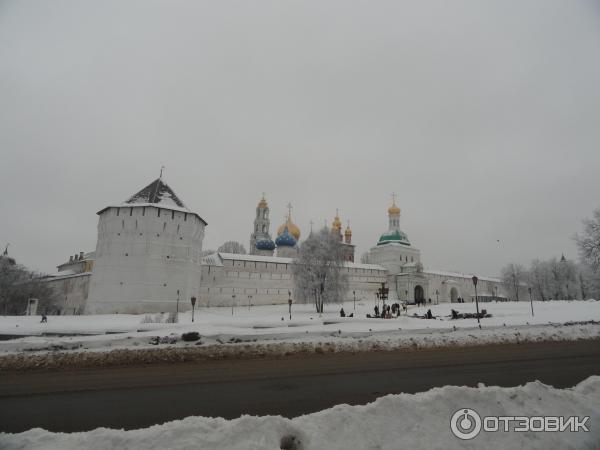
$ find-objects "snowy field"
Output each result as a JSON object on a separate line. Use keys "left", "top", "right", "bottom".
{"left": 2, "top": 376, "right": 599, "bottom": 450}
{"left": 0, "top": 300, "right": 600, "bottom": 355}
{"left": 0, "top": 300, "right": 599, "bottom": 357}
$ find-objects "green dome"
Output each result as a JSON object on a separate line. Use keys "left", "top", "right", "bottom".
{"left": 377, "top": 229, "right": 410, "bottom": 246}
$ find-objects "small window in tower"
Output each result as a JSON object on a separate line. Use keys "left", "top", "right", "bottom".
{"left": 184, "top": 213, "right": 187, "bottom": 221}
{"left": 135, "top": 220, "right": 138, "bottom": 229}
{"left": 177, "top": 224, "right": 180, "bottom": 234}
{"left": 130, "top": 208, "right": 133, "bottom": 216}
{"left": 163, "top": 222, "right": 167, "bottom": 231}
{"left": 116, "top": 208, "right": 120, "bottom": 216}
{"left": 171, "top": 210, "right": 175, "bottom": 220}
{"left": 143, "top": 207, "right": 146, "bottom": 216}
{"left": 157, "top": 209, "right": 161, "bottom": 217}
{"left": 122, "top": 220, "right": 125, "bottom": 229}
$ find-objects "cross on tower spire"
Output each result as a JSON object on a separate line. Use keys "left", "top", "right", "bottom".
{"left": 391, "top": 192, "right": 397, "bottom": 205}
{"left": 286, "top": 202, "right": 293, "bottom": 218}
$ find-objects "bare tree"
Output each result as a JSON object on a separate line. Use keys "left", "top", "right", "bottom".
{"left": 528, "top": 259, "right": 550, "bottom": 301}
{"left": 501, "top": 263, "right": 527, "bottom": 301}
{"left": 217, "top": 241, "right": 247, "bottom": 254}
{"left": 575, "top": 207, "right": 600, "bottom": 298}
{"left": 292, "top": 228, "right": 348, "bottom": 313}
{"left": 0, "top": 255, "right": 59, "bottom": 315}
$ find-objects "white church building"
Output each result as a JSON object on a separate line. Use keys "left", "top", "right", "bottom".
{"left": 43, "top": 177, "right": 507, "bottom": 314}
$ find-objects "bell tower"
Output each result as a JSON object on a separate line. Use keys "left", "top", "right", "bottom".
{"left": 250, "top": 194, "right": 273, "bottom": 255}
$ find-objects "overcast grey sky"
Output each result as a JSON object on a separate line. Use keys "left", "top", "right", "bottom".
{"left": 1, "top": 0, "right": 599, "bottom": 276}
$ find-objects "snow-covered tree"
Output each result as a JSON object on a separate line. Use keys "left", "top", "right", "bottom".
{"left": 292, "top": 228, "right": 348, "bottom": 313}
{"left": 527, "top": 257, "right": 588, "bottom": 301}
{"left": 528, "top": 259, "right": 551, "bottom": 301}
{"left": 501, "top": 263, "right": 527, "bottom": 301}
{"left": 575, "top": 207, "right": 600, "bottom": 298}
{"left": 217, "top": 241, "right": 247, "bottom": 255}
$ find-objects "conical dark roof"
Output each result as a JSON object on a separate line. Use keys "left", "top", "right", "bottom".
{"left": 97, "top": 178, "right": 207, "bottom": 225}
{"left": 125, "top": 178, "right": 186, "bottom": 208}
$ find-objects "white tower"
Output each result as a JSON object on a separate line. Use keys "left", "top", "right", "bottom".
{"left": 86, "top": 177, "right": 207, "bottom": 314}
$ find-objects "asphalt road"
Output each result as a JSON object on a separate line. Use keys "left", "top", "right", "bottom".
{"left": 1, "top": 340, "right": 599, "bottom": 433}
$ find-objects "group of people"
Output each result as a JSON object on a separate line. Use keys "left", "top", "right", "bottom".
{"left": 339, "top": 308, "right": 354, "bottom": 318}
{"left": 365, "top": 302, "right": 408, "bottom": 319}
{"left": 415, "top": 298, "right": 432, "bottom": 307}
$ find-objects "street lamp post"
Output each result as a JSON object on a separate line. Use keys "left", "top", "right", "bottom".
{"left": 405, "top": 290, "right": 408, "bottom": 304}
{"left": 176, "top": 289, "right": 180, "bottom": 322}
{"left": 190, "top": 296, "right": 196, "bottom": 322}
{"left": 528, "top": 287, "right": 534, "bottom": 317}
{"left": 472, "top": 276, "right": 481, "bottom": 328}
{"left": 435, "top": 289, "right": 439, "bottom": 305}
{"left": 353, "top": 290, "right": 356, "bottom": 311}
{"left": 231, "top": 294, "right": 236, "bottom": 315}
{"left": 288, "top": 291, "right": 292, "bottom": 320}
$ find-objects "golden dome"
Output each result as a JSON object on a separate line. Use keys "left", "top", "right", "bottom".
{"left": 388, "top": 203, "right": 400, "bottom": 215}
{"left": 344, "top": 223, "right": 352, "bottom": 236}
{"left": 277, "top": 216, "right": 301, "bottom": 240}
{"left": 332, "top": 215, "right": 342, "bottom": 230}
{"left": 257, "top": 194, "right": 268, "bottom": 209}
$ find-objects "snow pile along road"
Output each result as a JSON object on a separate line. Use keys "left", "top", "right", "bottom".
{"left": 2, "top": 376, "right": 599, "bottom": 450}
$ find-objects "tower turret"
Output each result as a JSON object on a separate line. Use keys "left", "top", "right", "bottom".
{"left": 86, "top": 176, "right": 207, "bottom": 314}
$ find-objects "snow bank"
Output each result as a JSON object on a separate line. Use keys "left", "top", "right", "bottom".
{"left": 2, "top": 377, "right": 599, "bottom": 450}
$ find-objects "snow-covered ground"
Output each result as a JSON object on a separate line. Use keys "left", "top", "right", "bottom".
{"left": 2, "top": 376, "right": 598, "bottom": 450}
{"left": 0, "top": 300, "right": 598, "bottom": 357}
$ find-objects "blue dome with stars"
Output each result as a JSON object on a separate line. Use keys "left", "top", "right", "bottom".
{"left": 275, "top": 227, "right": 297, "bottom": 247}
{"left": 256, "top": 238, "right": 276, "bottom": 251}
